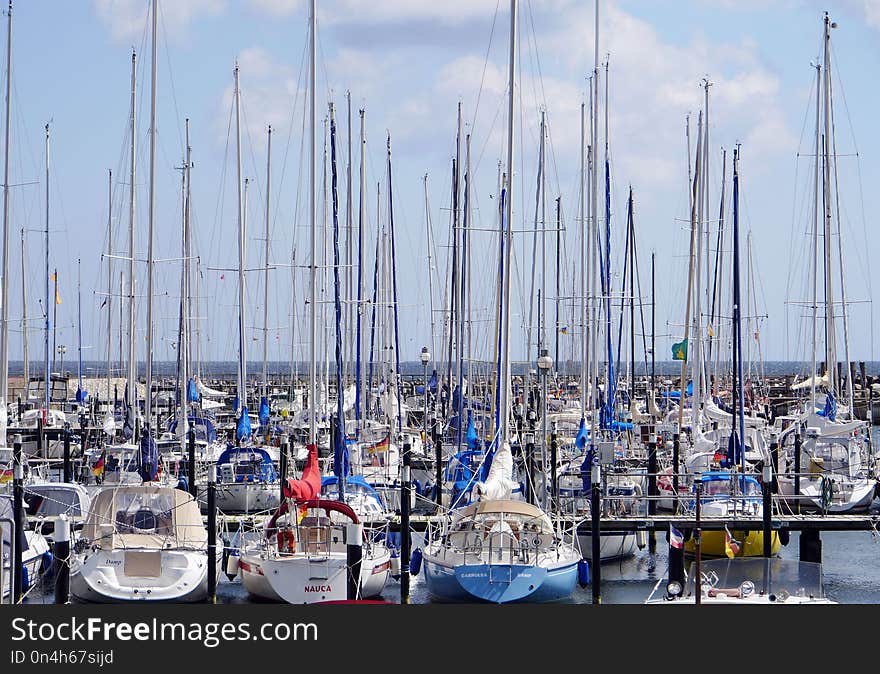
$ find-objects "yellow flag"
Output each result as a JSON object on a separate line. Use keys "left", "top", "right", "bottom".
{"left": 55, "top": 288, "right": 62, "bottom": 305}
{"left": 49, "top": 272, "right": 57, "bottom": 281}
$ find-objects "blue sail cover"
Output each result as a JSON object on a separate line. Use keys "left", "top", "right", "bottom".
{"left": 465, "top": 410, "right": 479, "bottom": 450}
{"left": 122, "top": 403, "right": 134, "bottom": 440}
{"left": 75, "top": 386, "right": 88, "bottom": 404}
{"left": 726, "top": 431, "right": 743, "bottom": 470}
{"left": 138, "top": 432, "right": 159, "bottom": 482}
{"left": 187, "top": 378, "right": 199, "bottom": 403}
{"left": 579, "top": 446, "right": 596, "bottom": 493}
{"left": 333, "top": 427, "right": 350, "bottom": 479}
{"left": 575, "top": 417, "right": 588, "bottom": 450}
{"left": 236, "top": 405, "right": 251, "bottom": 441}
{"left": 259, "top": 396, "right": 270, "bottom": 426}
{"left": 818, "top": 392, "right": 837, "bottom": 421}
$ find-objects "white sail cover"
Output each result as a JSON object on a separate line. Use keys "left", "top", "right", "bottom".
{"left": 196, "top": 376, "right": 227, "bottom": 398}
{"left": 102, "top": 411, "right": 115, "bottom": 437}
{"left": 791, "top": 372, "right": 830, "bottom": 391}
{"left": 0, "top": 400, "right": 6, "bottom": 446}
{"left": 474, "top": 441, "right": 518, "bottom": 501}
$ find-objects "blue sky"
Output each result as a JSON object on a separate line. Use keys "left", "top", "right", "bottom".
{"left": 3, "top": 0, "right": 880, "bottom": 380}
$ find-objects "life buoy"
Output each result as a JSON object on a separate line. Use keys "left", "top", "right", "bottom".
{"left": 657, "top": 468, "right": 673, "bottom": 492}
{"left": 276, "top": 527, "right": 296, "bottom": 553}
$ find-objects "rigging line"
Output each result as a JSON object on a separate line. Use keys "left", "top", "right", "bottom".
{"left": 157, "top": 1, "right": 185, "bottom": 155}
{"left": 274, "top": 27, "right": 309, "bottom": 236}
{"left": 470, "top": 0, "right": 502, "bottom": 133}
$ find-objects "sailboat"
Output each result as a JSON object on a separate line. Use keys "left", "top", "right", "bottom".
{"left": 775, "top": 14, "right": 876, "bottom": 514}
{"left": 211, "top": 64, "right": 280, "bottom": 515}
{"left": 236, "top": 0, "right": 390, "bottom": 603}
{"left": 420, "top": 0, "right": 580, "bottom": 603}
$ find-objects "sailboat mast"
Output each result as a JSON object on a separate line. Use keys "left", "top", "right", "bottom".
{"left": 144, "top": 0, "right": 157, "bottom": 433}
{"left": 499, "top": 0, "right": 517, "bottom": 444}
{"left": 105, "top": 170, "right": 112, "bottom": 402}
{"left": 821, "top": 13, "right": 835, "bottom": 397}
{"left": 588, "top": 0, "right": 600, "bottom": 441}
{"left": 20, "top": 229, "right": 27, "bottom": 396}
{"left": 233, "top": 64, "right": 247, "bottom": 424}
{"left": 579, "top": 100, "right": 586, "bottom": 416}
{"left": 127, "top": 50, "right": 137, "bottom": 423}
{"left": 308, "top": 0, "right": 317, "bottom": 445}
{"left": 355, "top": 108, "right": 365, "bottom": 430}
{"left": 0, "top": 0, "right": 11, "bottom": 436}
{"left": 263, "top": 124, "right": 271, "bottom": 402}
{"left": 180, "top": 118, "right": 191, "bottom": 447}
{"left": 77, "top": 259, "right": 82, "bottom": 403}
{"left": 43, "top": 123, "right": 49, "bottom": 413}
{"left": 424, "top": 174, "right": 436, "bottom": 372}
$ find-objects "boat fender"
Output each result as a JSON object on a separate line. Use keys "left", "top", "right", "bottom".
{"left": 820, "top": 477, "right": 834, "bottom": 511}
{"left": 40, "top": 551, "right": 55, "bottom": 577}
{"left": 390, "top": 554, "right": 401, "bottom": 579}
{"left": 778, "top": 529, "right": 790, "bottom": 546}
{"left": 177, "top": 476, "right": 188, "bottom": 492}
{"left": 577, "top": 559, "right": 590, "bottom": 587}
{"left": 409, "top": 548, "right": 423, "bottom": 576}
{"left": 635, "top": 530, "right": 648, "bottom": 550}
{"left": 413, "top": 479, "right": 422, "bottom": 497}
{"left": 21, "top": 564, "right": 29, "bottom": 591}
{"left": 224, "top": 549, "right": 240, "bottom": 579}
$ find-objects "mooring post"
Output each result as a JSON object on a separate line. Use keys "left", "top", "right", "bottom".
{"left": 794, "top": 432, "right": 802, "bottom": 515}
{"left": 346, "top": 522, "right": 363, "bottom": 601}
{"left": 53, "top": 515, "right": 70, "bottom": 604}
{"left": 762, "top": 464, "right": 772, "bottom": 557}
{"left": 279, "top": 437, "right": 288, "bottom": 505}
{"left": 188, "top": 427, "right": 196, "bottom": 497}
{"left": 63, "top": 424, "right": 71, "bottom": 483}
{"left": 694, "top": 473, "right": 702, "bottom": 606}
{"left": 12, "top": 453, "right": 23, "bottom": 604}
{"left": 550, "top": 427, "right": 558, "bottom": 509}
{"left": 433, "top": 423, "right": 443, "bottom": 507}
{"left": 647, "top": 433, "right": 658, "bottom": 554}
{"left": 800, "top": 529, "right": 822, "bottom": 564}
{"left": 590, "top": 463, "right": 601, "bottom": 605}
{"left": 207, "top": 465, "right": 217, "bottom": 603}
{"left": 400, "top": 440, "right": 411, "bottom": 605}
{"left": 524, "top": 433, "right": 535, "bottom": 505}
{"left": 36, "top": 416, "right": 43, "bottom": 458}
{"left": 672, "top": 432, "right": 681, "bottom": 513}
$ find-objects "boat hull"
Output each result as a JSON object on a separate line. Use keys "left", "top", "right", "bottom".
{"left": 70, "top": 549, "right": 209, "bottom": 603}
{"left": 422, "top": 556, "right": 579, "bottom": 603}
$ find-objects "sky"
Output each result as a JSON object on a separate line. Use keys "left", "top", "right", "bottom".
{"left": 2, "top": 0, "right": 879, "bottom": 382}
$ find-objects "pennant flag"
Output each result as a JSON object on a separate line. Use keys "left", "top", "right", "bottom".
{"left": 671, "top": 338, "right": 688, "bottom": 361}
{"left": 707, "top": 324, "right": 715, "bottom": 338}
{"left": 669, "top": 524, "right": 684, "bottom": 549}
{"left": 92, "top": 450, "right": 106, "bottom": 478}
{"left": 724, "top": 526, "right": 741, "bottom": 559}
{"left": 55, "top": 287, "right": 62, "bottom": 305}
{"left": 365, "top": 434, "right": 390, "bottom": 454}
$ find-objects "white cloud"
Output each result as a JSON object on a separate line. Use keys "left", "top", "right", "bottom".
{"left": 860, "top": 0, "right": 880, "bottom": 29}
{"left": 217, "top": 47, "right": 302, "bottom": 151}
{"left": 247, "top": 0, "right": 302, "bottom": 17}
{"left": 94, "top": 0, "right": 224, "bottom": 42}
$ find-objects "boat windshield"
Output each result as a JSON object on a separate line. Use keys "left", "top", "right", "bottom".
{"left": 113, "top": 491, "right": 176, "bottom": 536}
{"left": 684, "top": 558, "right": 826, "bottom": 599}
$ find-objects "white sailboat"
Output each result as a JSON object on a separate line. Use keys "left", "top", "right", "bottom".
{"left": 421, "top": 0, "right": 580, "bottom": 604}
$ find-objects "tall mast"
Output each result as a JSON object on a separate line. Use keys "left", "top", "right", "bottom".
{"left": 263, "top": 124, "right": 271, "bottom": 402}
{"left": 692, "top": 86, "right": 707, "bottom": 436}
{"left": 588, "top": 0, "right": 600, "bottom": 442}
{"left": 180, "top": 118, "right": 191, "bottom": 447}
{"left": 144, "top": 0, "right": 157, "bottom": 433}
{"left": 127, "top": 49, "right": 137, "bottom": 425}
{"left": 20, "top": 228, "right": 26, "bottom": 396}
{"left": 424, "top": 173, "right": 436, "bottom": 372}
{"left": 76, "top": 258, "right": 82, "bottom": 405}
{"left": 105, "top": 170, "right": 112, "bottom": 403}
{"left": 233, "top": 63, "right": 248, "bottom": 435}
{"left": 499, "top": 0, "right": 517, "bottom": 444}
{"left": 355, "top": 108, "right": 365, "bottom": 431}
{"left": 345, "top": 91, "right": 353, "bottom": 382}
{"left": 821, "top": 13, "right": 835, "bottom": 398}
{"left": 43, "top": 123, "right": 49, "bottom": 413}
{"left": 579, "top": 99, "right": 587, "bottom": 416}
{"left": 308, "top": 0, "right": 317, "bottom": 445}
{"left": 0, "top": 0, "right": 11, "bottom": 439}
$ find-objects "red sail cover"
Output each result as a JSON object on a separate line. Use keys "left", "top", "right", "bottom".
{"left": 283, "top": 443, "right": 321, "bottom": 501}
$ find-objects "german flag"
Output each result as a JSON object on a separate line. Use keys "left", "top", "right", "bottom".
{"left": 365, "top": 434, "right": 390, "bottom": 454}
{"left": 0, "top": 467, "right": 13, "bottom": 483}
{"left": 92, "top": 450, "right": 106, "bottom": 478}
